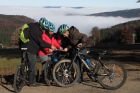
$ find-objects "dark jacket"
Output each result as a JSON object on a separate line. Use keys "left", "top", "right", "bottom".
{"left": 67, "top": 26, "right": 87, "bottom": 48}
{"left": 20, "top": 22, "right": 51, "bottom": 54}
{"left": 53, "top": 32, "right": 69, "bottom": 48}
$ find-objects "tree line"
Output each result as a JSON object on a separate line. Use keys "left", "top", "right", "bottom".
{"left": 87, "top": 19, "right": 140, "bottom": 47}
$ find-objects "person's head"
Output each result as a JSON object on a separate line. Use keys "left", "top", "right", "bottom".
{"left": 58, "top": 24, "right": 69, "bottom": 37}
{"left": 39, "top": 17, "right": 49, "bottom": 30}
{"left": 48, "top": 21, "right": 55, "bottom": 35}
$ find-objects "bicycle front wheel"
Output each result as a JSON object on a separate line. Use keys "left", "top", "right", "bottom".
{"left": 53, "top": 59, "right": 80, "bottom": 87}
{"left": 13, "top": 64, "right": 25, "bottom": 93}
{"left": 97, "top": 62, "right": 127, "bottom": 90}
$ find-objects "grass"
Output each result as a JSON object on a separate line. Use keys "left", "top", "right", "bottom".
{"left": 0, "top": 57, "right": 43, "bottom": 76}
{"left": 0, "top": 57, "right": 20, "bottom": 75}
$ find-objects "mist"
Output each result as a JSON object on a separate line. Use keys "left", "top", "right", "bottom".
{"left": 0, "top": 6, "right": 139, "bottom": 35}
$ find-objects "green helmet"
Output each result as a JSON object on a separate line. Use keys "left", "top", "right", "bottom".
{"left": 58, "top": 24, "right": 69, "bottom": 34}
{"left": 39, "top": 17, "right": 49, "bottom": 30}
{"left": 49, "top": 21, "right": 55, "bottom": 32}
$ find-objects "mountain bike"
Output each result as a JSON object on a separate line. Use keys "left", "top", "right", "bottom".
{"left": 53, "top": 47, "right": 127, "bottom": 89}
{"left": 13, "top": 48, "right": 30, "bottom": 93}
{"left": 44, "top": 50, "right": 68, "bottom": 86}
{"left": 13, "top": 48, "right": 66, "bottom": 92}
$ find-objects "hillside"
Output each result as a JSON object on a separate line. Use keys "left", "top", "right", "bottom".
{"left": 88, "top": 8, "right": 140, "bottom": 18}
{"left": 88, "top": 19, "right": 140, "bottom": 47}
{"left": 101, "top": 20, "right": 140, "bottom": 44}
{"left": 0, "top": 14, "right": 34, "bottom": 46}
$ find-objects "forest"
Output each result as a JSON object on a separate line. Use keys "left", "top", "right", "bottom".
{"left": 87, "top": 19, "right": 140, "bottom": 47}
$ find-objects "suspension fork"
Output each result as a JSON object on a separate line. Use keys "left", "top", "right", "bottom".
{"left": 73, "top": 55, "right": 84, "bottom": 81}
{"left": 67, "top": 53, "right": 78, "bottom": 71}
{"left": 95, "top": 58, "right": 111, "bottom": 76}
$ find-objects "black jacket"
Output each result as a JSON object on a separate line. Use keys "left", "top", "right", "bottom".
{"left": 67, "top": 26, "right": 87, "bottom": 48}
{"left": 21, "top": 23, "right": 51, "bottom": 54}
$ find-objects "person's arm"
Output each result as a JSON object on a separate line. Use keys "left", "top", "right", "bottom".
{"left": 80, "top": 33, "right": 88, "bottom": 47}
{"left": 69, "top": 26, "right": 87, "bottom": 46}
{"left": 30, "top": 27, "right": 51, "bottom": 49}
{"left": 37, "top": 30, "right": 57, "bottom": 50}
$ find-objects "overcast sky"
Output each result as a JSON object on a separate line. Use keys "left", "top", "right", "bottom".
{"left": 0, "top": 0, "right": 139, "bottom": 9}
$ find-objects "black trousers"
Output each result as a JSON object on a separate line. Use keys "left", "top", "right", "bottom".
{"left": 26, "top": 52, "right": 37, "bottom": 84}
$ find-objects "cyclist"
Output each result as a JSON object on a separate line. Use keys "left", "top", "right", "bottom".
{"left": 38, "top": 21, "right": 62, "bottom": 63}
{"left": 58, "top": 24, "right": 88, "bottom": 82}
{"left": 58, "top": 24, "right": 87, "bottom": 51}
{"left": 19, "top": 17, "right": 57, "bottom": 86}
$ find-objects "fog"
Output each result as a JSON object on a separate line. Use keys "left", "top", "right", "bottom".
{"left": 0, "top": 6, "right": 139, "bottom": 35}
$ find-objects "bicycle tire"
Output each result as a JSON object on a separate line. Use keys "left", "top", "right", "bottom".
{"left": 44, "top": 63, "right": 51, "bottom": 86}
{"left": 97, "top": 62, "right": 127, "bottom": 90}
{"left": 53, "top": 59, "right": 80, "bottom": 87}
{"left": 13, "top": 64, "right": 25, "bottom": 93}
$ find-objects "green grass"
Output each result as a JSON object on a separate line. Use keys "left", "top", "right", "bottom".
{"left": 0, "top": 57, "right": 43, "bottom": 75}
{"left": 0, "top": 57, "right": 20, "bottom": 75}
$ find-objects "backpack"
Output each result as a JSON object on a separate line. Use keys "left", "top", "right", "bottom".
{"left": 19, "top": 24, "right": 30, "bottom": 43}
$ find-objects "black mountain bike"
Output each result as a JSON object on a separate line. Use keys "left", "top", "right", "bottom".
{"left": 13, "top": 48, "right": 49, "bottom": 93}
{"left": 53, "top": 47, "right": 127, "bottom": 89}
{"left": 13, "top": 48, "right": 30, "bottom": 93}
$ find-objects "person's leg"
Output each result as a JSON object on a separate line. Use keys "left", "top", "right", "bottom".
{"left": 39, "top": 56, "right": 52, "bottom": 75}
{"left": 27, "top": 52, "right": 37, "bottom": 85}
{"left": 39, "top": 55, "right": 53, "bottom": 84}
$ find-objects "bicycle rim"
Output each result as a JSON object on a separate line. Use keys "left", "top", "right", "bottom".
{"left": 97, "top": 63, "right": 127, "bottom": 90}
{"left": 13, "top": 65, "right": 25, "bottom": 93}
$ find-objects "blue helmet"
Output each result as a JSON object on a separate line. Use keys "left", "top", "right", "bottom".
{"left": 48, "top": 21, "right": 55, "bottom": 32}
{"left": 39, "top": 17, "right": 49, "bottom": 30}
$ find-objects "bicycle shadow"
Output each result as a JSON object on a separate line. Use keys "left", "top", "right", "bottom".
{"left": 0, "top": 74, "right": 15, "bottom": 93}
{"left": 81, "top": 79, "right": 103, "bottom": 89}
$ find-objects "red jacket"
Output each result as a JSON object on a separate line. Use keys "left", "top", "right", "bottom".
{"left": 38, "top": 32, "right": 61, "bottom": 56}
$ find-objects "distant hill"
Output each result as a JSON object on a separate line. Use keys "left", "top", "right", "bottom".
{"left": 44, "top": 6, "right": 61, "bottom": 8}
{"left": 88, "top": 8, "right": 140, "bottom": 18}
{"left": 70, "top": 7, "right": 84, "bottom": 9}
{"left": 0, "top": 14, "right": 34, "bottom": 46}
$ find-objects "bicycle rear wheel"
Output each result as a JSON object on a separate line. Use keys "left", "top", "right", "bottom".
{"left": 53, "top": 59, "right": 80, "bottom": 87}
{"left": 13, "top": 64, "right": 25, "bottom": 93}
{"left": 44, "top": 63, "right": 51, "bottom": 86}
{"left": 97, "top": 62, "right": 127, "bottom": 90}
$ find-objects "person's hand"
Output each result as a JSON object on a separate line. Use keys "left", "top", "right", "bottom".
{"left": 51, "top": 45, "right": 57, "bottom": 50}
{"left": 63, "top": 48, "right": 68, "bottom": 52}
{"left": 59, "top": 47, "right": 63, "bottom": 50}
{"left": 49, "top": 49, "right": 53, "bottom": 53}
{"left": 77, "top": 43, "right": 83, "bottom": 48}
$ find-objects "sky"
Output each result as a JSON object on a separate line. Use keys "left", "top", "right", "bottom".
{"left": 0, "top": 0, "right": 139, "bottom": 34}
{"left": 0, "top": 0, "right": 139, "bottom": 9}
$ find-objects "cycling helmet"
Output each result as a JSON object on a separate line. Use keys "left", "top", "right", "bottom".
{"left": 58, "top": 24, "right": 69, "bottom": 34}
{"left": 49, "top": 21, "right": 55, "bottom": 32}
{"left": 39, "top": 17, "right": 49, "bottom": 30}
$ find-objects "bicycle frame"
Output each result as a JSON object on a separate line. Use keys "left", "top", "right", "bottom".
{"left": 20, "top": 50, "right": 30, "bottom": 83}
{"left": 71, "top": 48, "right": 92, "bottom": 71}
{"left": 71, "top": 48, "right": 109, "bottom": 75}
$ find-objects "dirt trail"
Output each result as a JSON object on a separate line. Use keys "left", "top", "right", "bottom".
{"left": 0, "top": 62, "right": 140, "bottom": 93}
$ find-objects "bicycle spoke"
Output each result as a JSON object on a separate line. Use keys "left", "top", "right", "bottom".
{"left": 98, "top": 63, "right": 126, "bottom": 89}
